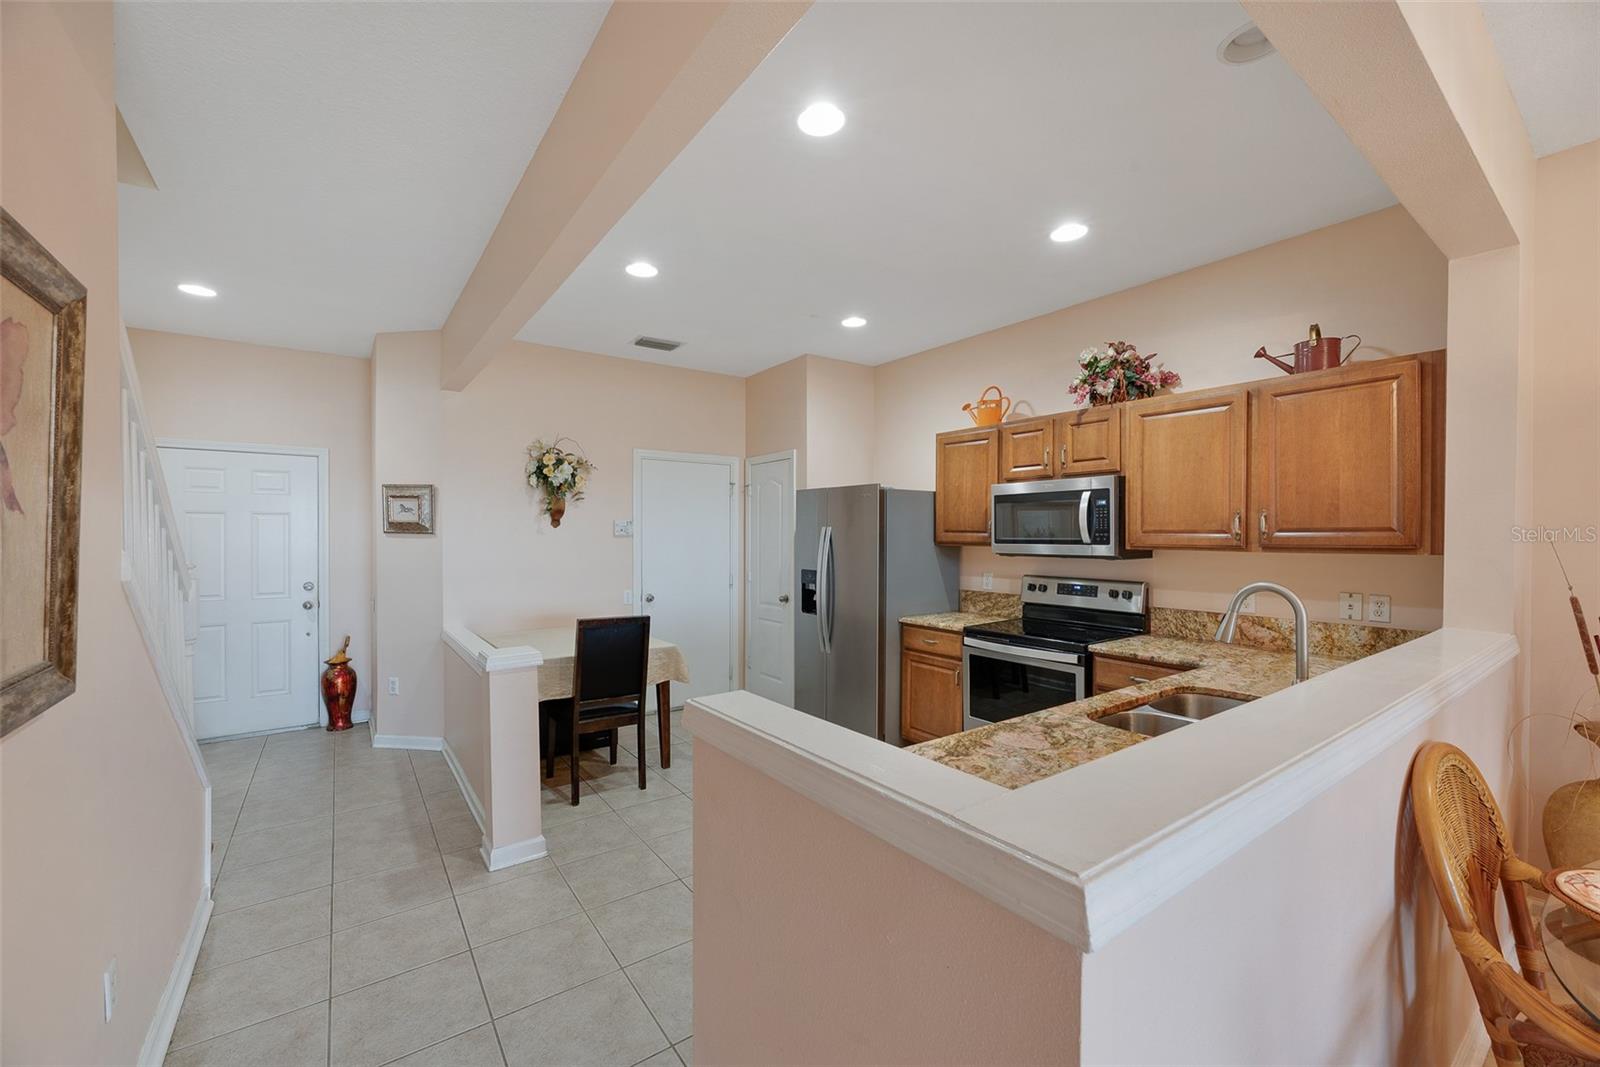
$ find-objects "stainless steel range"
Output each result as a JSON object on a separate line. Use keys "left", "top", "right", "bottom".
{"left": 962, "top": 575, "right": 1149, "bottom": 731}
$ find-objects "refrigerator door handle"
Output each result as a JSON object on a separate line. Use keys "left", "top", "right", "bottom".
{"left": 816, "top": 525, "right": 832, "bottom": 654}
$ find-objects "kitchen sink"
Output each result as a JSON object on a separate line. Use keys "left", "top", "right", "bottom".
{"left": 1146, "top": 692, "right": 1249, "bottom": 720}
{"left": 1095, "top": 709, "right": 1193, "bottom": 736}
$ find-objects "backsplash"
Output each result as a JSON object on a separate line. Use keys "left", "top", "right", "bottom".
{"left": 1150, "top": 607, "right": 1429, "bottom": 660}
{"left": 959, "top": 590, "right": 1022, "bottom": 616}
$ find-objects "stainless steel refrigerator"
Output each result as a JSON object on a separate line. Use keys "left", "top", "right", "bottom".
{"left": 795, "top": 485, "right": 959, "bottom": 744}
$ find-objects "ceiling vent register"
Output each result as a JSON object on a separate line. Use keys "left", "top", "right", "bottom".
{"left": 633, "top": 336, "right": 683, "bottom": 352}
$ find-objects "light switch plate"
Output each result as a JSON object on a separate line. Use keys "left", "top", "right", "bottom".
{"left": 981, "top": 572, "right": 994, "bottom": 591}
{"left": 613, "top": 519, "right": 634, "bottom": 537}
{"left": 623, "top": 589, "right": 633, "bottom": 605}
{"left": 1339, "top": 592, "right": 1363, "bottom": 621}
{"left": 387, "top": 676, "right": 400, "bottom": 696}
{"left": 1367, "top": 594, "right": 1391, "bottom": 624}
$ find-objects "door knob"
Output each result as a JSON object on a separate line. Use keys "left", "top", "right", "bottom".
{"left": 643, "top": 593, "right": 655, "bottom": 603}
{"left": 303, "top": 581, "right": 315, "bottom": 591}
{"left": 778, "top": 593, "right": 790, "bottom": 604}
{"left": 302, "top": 600, "right": 315, "bottom": 610}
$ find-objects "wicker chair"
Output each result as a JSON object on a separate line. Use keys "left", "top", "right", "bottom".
{"left": 1410, "top": 742, "right": 1600, "bottom": 1067}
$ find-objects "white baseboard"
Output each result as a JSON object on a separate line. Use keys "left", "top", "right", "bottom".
{"left": 371, "top": 733, "right": 443, "bottom": 751}
{"left": 440, "top": 740, "right": 487, "bottom": 833}
{"left": 482, "top": 834, "right": 548, "bottom": 872}
{"left": 1449, "top": 1021, "right": 1490, "bottom": 1067}
{"left": 139, "top": 893, "right": 213, "bottom": 1067}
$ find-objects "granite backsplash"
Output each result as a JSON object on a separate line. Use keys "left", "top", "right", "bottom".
{"left": 1149, "top": 606, "right": 1427, "bottom": 660}
{"left": 959, "top": 590, "right": 1022, "bottom": 617}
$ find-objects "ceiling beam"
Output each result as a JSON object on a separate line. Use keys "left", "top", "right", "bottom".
{"left": 1241, "top": 0, "right": 1532, "bottom": 258}
{"left": 439, "top": 0, "right": 809, "bottom": 391}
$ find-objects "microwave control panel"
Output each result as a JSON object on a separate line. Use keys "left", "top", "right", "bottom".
{"left": 1088, "top": 490, "right": 1112, "bottom": 544}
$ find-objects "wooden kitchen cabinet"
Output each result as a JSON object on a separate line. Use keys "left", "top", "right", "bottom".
{"left": 1093, "top": 654, "right": 1182, "bottom": 695}
{"left": 1124, "top": 387, "right": 1250, "bottom": 550}
{"left": 1252, "top": 357, "right": 1424, "bottom": 550}
{"left": 998, "top": 417, "right": 1055, "bottom": 481}
{"left": 1056, "top": 406, "right": 1121, "bottom": 476}
{"left": 900, "top": 625, "right": 963, "bottom": 744}
{"left": 934, "top": 427, "right": 998, "bottom": 544}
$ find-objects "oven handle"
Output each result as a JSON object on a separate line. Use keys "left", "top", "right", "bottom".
{"left": 962, "top": 637, "right": 1082, "bottom": 665}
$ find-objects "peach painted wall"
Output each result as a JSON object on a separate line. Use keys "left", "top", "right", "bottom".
{"left": 744, "top": 355, "right": 807, "bottom": 483}
{"left": 370, "top": 331, "right": 445, "bottom": 740}
{"left": 442, "top": 648, "right": 489, "bottom": 807}
{"left": 128, "top": 329, "right": 375, "bottom": 711}
{"left": 1077, "top": 661, "right": 1518, "bottom": 1065}
{"left": 1522, "top": 139, "right": 1600, "bottom": 861}
{"left": 804, "top": 355, "right": 876, "bottom": 489}
{"left": 693, "top": 742, "right": 1082, "bottom": 1066}
{"left": 440, "top": 340, "right": 745, "bottom": 631}
{"left": 1, "top": 4, "right": 208, "bottom": 1063}
{"left": 868, "top": 205, "right": 1449, "bottom": 629}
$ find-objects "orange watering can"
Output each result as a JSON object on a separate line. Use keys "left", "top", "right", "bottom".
{"left": 962, "top": 385, "right": 1011, "bottom": 426}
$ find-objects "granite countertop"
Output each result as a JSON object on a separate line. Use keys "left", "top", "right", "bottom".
{"left": 898, "top": 609, "right": 1017, "bottom": 633}
{"left": 909, "top": 634, "right": 1350, "bottom": 789}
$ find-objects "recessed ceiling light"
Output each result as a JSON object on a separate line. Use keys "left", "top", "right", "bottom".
{"left": 1049, "top": 222, "right": 1089, "bottom": 243}
{"left": 841, "top": 315, "right": 867, "bottom": 329}
{"left": 1218, "top": 22, "right": 1274, "bottom": 64}
{"left": 797, "top": 101, "right": 846, "bottom": 137}
{"left": 624, "top": 261, "right": 658, "bottom": 279}
{"left": 177, "top": 282, "right": 217, "bottom": 298}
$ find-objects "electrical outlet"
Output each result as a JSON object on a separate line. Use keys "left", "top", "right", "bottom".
{"left": 1239, "top": 594, "right": 1258, "bottom": 614}
{"left": 1339, "top": 592, "right": 1363, "bottom": 621}
{"left": 613, "top": 519, "right": 633, "bottom": 537}
{"left": 103, "top": 959, "right": 117, "bottom": 1023}
{"left": 1367, "top": 594, "right": 1391, "bottom": 624}
{"left": 387, "top": 676, "right": 400, "bottom": 696}
{"left": 622, "top": 589, "right": 633, "bottom": 605}
{"left": 981, "top": 572, "right": 994, "bottom": 591}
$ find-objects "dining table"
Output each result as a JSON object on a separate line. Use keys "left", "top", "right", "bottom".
{"left": 481, "top": 625, "right": 691, "bottom": 767}
{"left": 1538, "top": 862, "right": 1600, "bottom": 1026}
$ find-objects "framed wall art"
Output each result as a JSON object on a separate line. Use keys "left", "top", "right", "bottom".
{"left": 1, "top": 208, "right": 88, "bottom": 737}
{"left": 382, "top": 483, "right": 435, "bottom": 534}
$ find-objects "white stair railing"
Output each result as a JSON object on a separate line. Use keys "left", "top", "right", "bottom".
{"left": 119, "top": 325, "right": 211, "bottom": 890}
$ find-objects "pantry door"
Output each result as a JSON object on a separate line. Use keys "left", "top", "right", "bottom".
{"left": 159, "top": 445, "right": 323, "bottom": 739}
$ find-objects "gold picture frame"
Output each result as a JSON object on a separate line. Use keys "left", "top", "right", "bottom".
{"left": 1, "top": 208, "right": 88, "bottom": 737}
{"left": 382, "top": 483, "right": 435, "bottom": 534}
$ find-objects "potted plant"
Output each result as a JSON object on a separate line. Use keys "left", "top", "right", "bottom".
{"left": 1070, "top": 340, "right": 1181, "bottom": 406}
{"left": 525, "top": 438, "right": 594, "bottom": 527}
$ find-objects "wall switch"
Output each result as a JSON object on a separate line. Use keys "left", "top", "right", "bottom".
{"left": 981, "top": 572, "right": 994, "bottom": 591}
{"left": 613, "top": 519, "right": 634, "bottom": 537}
{"left": 103, "top": 959, "right": 117, "bottom": 1022}
{"left": 1367, "top": 594, "right": 1391, "bottom": 624}
{"left": 387, "top": 676, "right": 400, "bottom": 696}
{"left": 622, "top": 589, "right": 633, "bottom": 605}
{"left": 1339, "top": 592, "right": 1363, "bottom": 621}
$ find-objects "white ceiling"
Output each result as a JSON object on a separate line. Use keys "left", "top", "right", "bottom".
{"left": 116, "top": 1, "right": 608, "bottom": 357}
{"left": 1481, "top": 1, "right": 1600, "bottom": 159}
{"left": 518, "top": 2, "right": 1398, "bottom": 377}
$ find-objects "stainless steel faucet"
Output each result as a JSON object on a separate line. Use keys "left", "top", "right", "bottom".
{"left": 1215, "top": 581, "right": 1310, "bottom": 683}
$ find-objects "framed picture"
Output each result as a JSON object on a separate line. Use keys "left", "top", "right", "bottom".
{"left": 1, "top": 209, "right": 87, "bottom": 737}
{"left": 382, "top": 483, "right": 434, "bottom": 534}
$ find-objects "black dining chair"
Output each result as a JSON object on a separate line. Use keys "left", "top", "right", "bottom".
{"left": 539, "top": 615, "right": 651, "bottom": 805}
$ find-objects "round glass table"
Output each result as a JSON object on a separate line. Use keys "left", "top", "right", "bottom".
{"left": 1540, "top": 867, "right": 1600, "bottom": 1025}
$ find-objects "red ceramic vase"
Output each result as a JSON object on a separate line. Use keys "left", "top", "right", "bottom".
{"left": 322, "top": 636, "right": 357, "bottom": 732}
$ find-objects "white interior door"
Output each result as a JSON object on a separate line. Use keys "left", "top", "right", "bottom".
{"left": 745, "top": 452, "right": 795, "bottom": 706}
{"left": 637, "top": 452, "right": 737, "bottom": 705}
{"left": 160, "top": 446, "right": 321, "bottom": 739}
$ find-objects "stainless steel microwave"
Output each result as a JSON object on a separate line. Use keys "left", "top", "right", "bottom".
{"left": 990, "top": 474, "right": 1150, "bottom": 558}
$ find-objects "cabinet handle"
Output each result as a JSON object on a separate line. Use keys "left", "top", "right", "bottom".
{"left": 955, "top": 667, "right": 961, "bottom": 687}
{"left": 1060, "top": 445, "right": 1068, "bottom": 467}
{"left": 1231, "top": 511, "right": 1242, "bottom": 542}
{"left": 922, "top": 638, "right": 938, "bottom": 646}
{"left": 1259, "top": 509, "right": 1269, "bottom": 539}
{"left": 1129, "top": 676, "right": 1152, "bottom": 684}
{"left": 1043, "top": 446, "right": 1049, "bottom": 469}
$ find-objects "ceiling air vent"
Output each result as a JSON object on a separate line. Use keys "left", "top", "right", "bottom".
{"left": 633, "top": 335, "right": 683, "bottom": 352}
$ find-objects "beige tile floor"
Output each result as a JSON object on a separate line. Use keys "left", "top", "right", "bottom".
{"left": 172, "top": 716, "right": 695, "bottom": 1067}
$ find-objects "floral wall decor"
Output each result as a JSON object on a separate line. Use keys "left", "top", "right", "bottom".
{"left": 526, "top": 437, "right": 594, "bottom": 528}
{"left": 1070, "top": 340, "right": 1181, "bottom": 407}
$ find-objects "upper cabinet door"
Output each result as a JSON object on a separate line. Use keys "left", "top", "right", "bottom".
{"left": 1056, "top": 406, "right": 1121, "bottom": 475}
{"left": 1252, "top": 358, "right": 1423, "bottom": 550}
{"left": 1124, "top": 389, "right": 1249, "bottom": 549}
{"left": 934, "top": 427, "right": 998, "bottom": 544}
{"left": 998, "top": 417, "right": 1055, "bottom": 481}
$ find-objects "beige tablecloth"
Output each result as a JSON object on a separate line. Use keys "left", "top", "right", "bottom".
{"left": 481, "top": 626, "right": 690, "bottom": 702}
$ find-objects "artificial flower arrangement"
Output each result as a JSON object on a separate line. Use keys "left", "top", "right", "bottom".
{"left": 1070, "top": 340, "right": 1181, "bottom": 407}
{"left": 525, "top": 437, "right": 594, "bottom": 527}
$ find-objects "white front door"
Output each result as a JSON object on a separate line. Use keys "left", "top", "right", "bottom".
{"left": 745, "top": 452, "right": 795, "bottom": 706}
{"left": 160, "top": 446, "right": 322, "bottom": 739}
{"left": 636, "top": 451, "right": 737, "bottom": 705}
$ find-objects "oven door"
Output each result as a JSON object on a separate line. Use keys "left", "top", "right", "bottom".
{"left": 962, "top": 637, "right": 1086, "bottom": 731}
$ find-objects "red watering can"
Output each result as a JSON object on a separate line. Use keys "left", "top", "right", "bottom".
{"left": 1255, "top": 324, "right": 1361, "bottom": 374}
